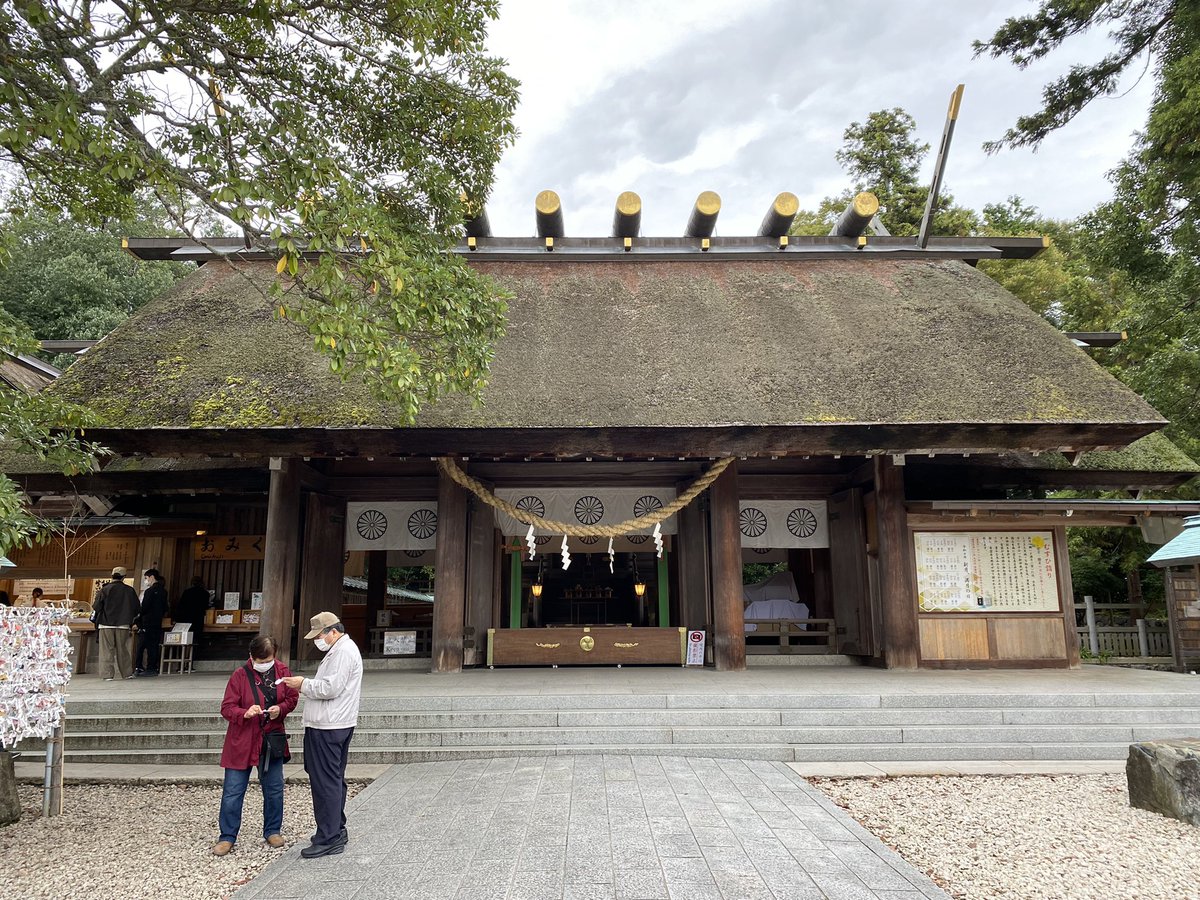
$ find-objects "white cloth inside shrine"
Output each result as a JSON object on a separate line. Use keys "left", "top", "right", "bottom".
{"left": 742, "top": 572, "right": 809, "bottom": 632}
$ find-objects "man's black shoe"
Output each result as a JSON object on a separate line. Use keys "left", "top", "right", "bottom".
{"left": 308, "top": 827, "right": 348, "bottom": 845}
{"left": 136, "top": 670, "right": 159, "bottom": 677}
{"left": 300, "top": 840, "right": 345, "bottom": 859}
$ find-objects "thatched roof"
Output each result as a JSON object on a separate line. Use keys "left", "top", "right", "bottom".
{"left": 1, "top": 351, "right": 59, "bottom": 394}
{"left": 48, "top": 257, "right": 1164, "bottom": 441}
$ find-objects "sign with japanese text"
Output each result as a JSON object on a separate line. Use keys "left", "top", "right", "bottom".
{"left": 193, "top": 535, "right": 265, "bottom": 561}
{"left": 915, "top": 531, "right": 1060, "bottom": 613}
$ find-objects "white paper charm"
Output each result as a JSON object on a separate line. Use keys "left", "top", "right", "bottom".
{"left": 525, "top": 523, "right": 536, "bottom": 560}
{"left": 608, "top": 537, "right": 615, "bottom": 574}
{"left": 653, "top": 522, "right": 664, "bottom": 558}
{"left": 560, "top": 535, "right": 572, "bottom": 571}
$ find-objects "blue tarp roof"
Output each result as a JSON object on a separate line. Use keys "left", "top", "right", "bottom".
{"left": 1148, "top": 516, "right": 1200, "bottom": 567}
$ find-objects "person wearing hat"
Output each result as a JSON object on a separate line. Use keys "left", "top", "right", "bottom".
{"left": 278, "top": 610, "right": 363, "bottom": 859}
{"left": 91, "top": 567, "right": 141, "bottom": 681}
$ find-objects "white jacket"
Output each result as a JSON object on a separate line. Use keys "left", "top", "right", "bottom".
{"left": 300, "top": 634, "right": 363, "bottom": 730}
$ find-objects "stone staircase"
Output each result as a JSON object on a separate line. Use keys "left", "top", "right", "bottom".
{"left": 38, "top": 688, "right": 1200, "bottom": 766}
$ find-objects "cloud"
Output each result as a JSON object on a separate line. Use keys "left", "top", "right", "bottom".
{"left": 485, "top": 1, "right": 1154, "bottom": 236}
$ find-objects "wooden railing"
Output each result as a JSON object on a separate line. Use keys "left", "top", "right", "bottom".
{"left": 744, "top": 618, "right": 837, "bottom": 655}
{"left": 1074, "top": 625, "right": 1171, "bottom": 658}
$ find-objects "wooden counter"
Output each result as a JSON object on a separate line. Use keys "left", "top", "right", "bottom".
{"left": 487, "top": 626, "right": 686, "bottom": 667}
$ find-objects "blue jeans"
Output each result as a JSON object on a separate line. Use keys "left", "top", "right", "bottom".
{"left": 218, "top": 760, "right": 284, "bottom": 843}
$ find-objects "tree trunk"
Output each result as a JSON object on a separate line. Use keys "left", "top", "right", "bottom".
{"left": 0, "top": 749, "right": 20, "bottom": 825}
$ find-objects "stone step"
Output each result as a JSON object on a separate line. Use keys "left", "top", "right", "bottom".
{"left": 62, "top": 690, "right": 1200, "bottom": 718}
{"left": 58, "top": 704, "right": 1200, "bottom": 736}
{"left": 53, "top": 740, "right": 1147, "bottom": 767}
{"left": 40, "top": 720, "right": 1200, "bottom": 755}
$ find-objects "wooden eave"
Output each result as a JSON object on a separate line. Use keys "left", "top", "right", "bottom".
{"left": 75, "top": 421, "right": 1161, "bottom": 462}
{"left": 908, "top": 499, "right": 1200, "bottom": 529}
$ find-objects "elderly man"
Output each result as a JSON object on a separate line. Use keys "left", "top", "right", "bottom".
{"left": 279, "top": 611, "right": 363, "bottom": 859}
{"left": 91, "top": 567, "right": 141, "bottom": 681}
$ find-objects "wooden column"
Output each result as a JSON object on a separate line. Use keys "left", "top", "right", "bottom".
{"left": 709, "top": 461, "right": 745, "bottom": 671}
{"left": 874, "top": 457, "right": 919, "bottom": 669}
{"left": 1053, "top": 525, "right": 1082, "bottom": 668}
{"left": 432, "top": 461, "right": 469, "bottom": 673}
{"left": 676, "top": 489, "right": 711, "bottom": 632}
{"left": 297, "top": 493, "right": 347, "bottom": 663}
{"left": 261, "top": 459, "right": 302, "bottom": 664}
{"left": 464, "top": 498, "right": 497, "bottom": 667}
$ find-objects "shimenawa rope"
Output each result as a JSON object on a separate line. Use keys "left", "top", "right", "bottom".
{"left": 435, "top": 457, "right": 735, "bottom": 538}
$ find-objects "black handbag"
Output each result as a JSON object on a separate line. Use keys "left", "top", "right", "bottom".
{"left": 244, "top": 663, "right": 290, "bottom": 763}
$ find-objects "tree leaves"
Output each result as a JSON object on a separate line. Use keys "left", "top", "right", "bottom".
{"left": 0, "top": 0, "right": 519, "bottom": 416}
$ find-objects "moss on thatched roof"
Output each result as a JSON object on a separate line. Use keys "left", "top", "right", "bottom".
{"left": 48, "top": 257, "right": 1164, "bottom": 431}
{"left": 993, "top": 432, "right": 1199, "bottom": 474}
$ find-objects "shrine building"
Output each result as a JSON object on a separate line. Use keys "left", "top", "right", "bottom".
{"left": 4, "top": 190, "right": 1198, "bottom": 672}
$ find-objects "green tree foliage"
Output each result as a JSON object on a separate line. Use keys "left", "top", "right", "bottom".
{"left": 0, "top": 206, "right": 190, "bottom": 365}
{"left": 0, "top": 315, "right": 107, "bottom": 554}
{"left": 0, "top": 1, "right": 519, "bottom": 417}
{"left": 975, "top": 0, "right": 1199, "bottom": 258}
{"left": 793, "top": 108, "right": 978, "bottom": 237}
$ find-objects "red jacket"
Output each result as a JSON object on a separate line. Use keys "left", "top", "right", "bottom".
{"left": 219, "top": 660, "right": 298, "bottom": 769}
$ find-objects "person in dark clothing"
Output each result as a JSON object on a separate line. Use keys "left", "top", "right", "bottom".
{"left": 0, "top": 591, "right": 10, "bottom": 607}
{"left": 176, "top": 576, "right": 209, "bottom": 636}
{"left": 135, "top": 568, "right": 169, "bottom": 677}
{"left": 92, "top": 567, "right": 141, "bottom": 681}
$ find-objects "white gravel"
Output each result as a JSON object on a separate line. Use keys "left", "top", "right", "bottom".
{"left": 0, "top": 782, "right": 363, "bottom": 900}
{"left": 815, "top": 774, "right": 1200, "bottom": 900}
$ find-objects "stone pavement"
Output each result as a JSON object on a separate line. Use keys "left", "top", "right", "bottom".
{"left": 234, "top": 755, "right": 951, "bottom": 900}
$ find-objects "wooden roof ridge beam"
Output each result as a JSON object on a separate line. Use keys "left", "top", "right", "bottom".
{"left": 685, "top": 191, "right": 721, "bottom": 238}
{"left": 758, "top": 192, "right": 799, "bottom": 237}
{"left": 831, "top": 192, "right": 880, "bottom": 238}
{"left": 536, "top": 189, "right": 565, "bottom": 239}
{"left": 612, "top": 191, "right": 642, "bottom": 239}
{"left": 1067, "top": 331, "right": 1128, "bottom": 348}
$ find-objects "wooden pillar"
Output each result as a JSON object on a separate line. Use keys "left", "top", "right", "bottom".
{"left": 709, "top": 461, "right": 745, "bottom": 671}
{"left": 297, "top": 493, "right": 347, "bottom": 663}
{"left": 1053, "top": 525, "right": 1081, "bottom": 668}
{"left": 261, "top": 459, "right": 302, "bottom": 664}
{"left": 676, "top": 490, "right": 711, "bottom": 632}
{"left": 432, "top": 460, "right": 469, "bottom": 673}
{"left": 464, "top": 498, "right": 496, "bottom": 666}
{"left": 874, "top": 457, "right": 918, "bottom": 669}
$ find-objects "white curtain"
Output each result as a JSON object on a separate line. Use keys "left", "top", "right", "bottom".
{"left": 345, "top": 501, "right": 438, "bottom": 551}
{"left": 495, "top": 488, "right": 678, "bottom": 537}
{"left": 737, "top": 501, "right": 829, "bottom": 548}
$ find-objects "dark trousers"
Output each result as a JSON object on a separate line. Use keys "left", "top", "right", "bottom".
{"left": 303, "top": 726, "right": 354, "bottom": 844}
{"left": 135, "top": 629, "right": 163, "bottom": 672}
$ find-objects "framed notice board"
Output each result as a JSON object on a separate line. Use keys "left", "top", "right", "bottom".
{"left": 915, "top": 531, "right": 1060, "bottom": 613}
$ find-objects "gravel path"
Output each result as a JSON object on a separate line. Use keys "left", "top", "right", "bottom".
{"left": 815, "top": 774, "right": 1200, "bottom": 900}
{"left": 0, "top": 782, "right": 362, "bottom": 900}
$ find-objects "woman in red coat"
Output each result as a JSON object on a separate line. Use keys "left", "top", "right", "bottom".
{"left": 212, "top": 633, "right": 298, "bottom": 856}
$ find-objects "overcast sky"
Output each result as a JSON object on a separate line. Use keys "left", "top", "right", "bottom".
{"left": 483, "top": 1, "right": 1155, "bottom": 237}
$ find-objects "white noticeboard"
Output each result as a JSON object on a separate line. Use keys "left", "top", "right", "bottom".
{"left": 223, "top": 592, "right": 241, "bottom": 610}
{"left": 685, "top": 630, "right": 706, "bottom": 666}
{"left": 915, "top": 531, "right": 1060, "bottom": 613}
{"left": 383, "top": 630, "right": 417, "bottom": 656}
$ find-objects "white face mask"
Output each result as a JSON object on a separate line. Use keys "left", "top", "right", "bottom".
{"left": 143, "top": 579, "right": 152, "bottom": 589}
{"left": 252, "top": 660, "right": 275, "bottom": 673}
{"left": 314, "top": 637, "right": 330, "bottom": 652}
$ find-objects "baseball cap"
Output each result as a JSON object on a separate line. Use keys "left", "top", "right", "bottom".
{"left": 111, "top": 566, "right": 127, "bottom": 577}
{"left": 304, "top": 611, "right": 340, "bottom": 639}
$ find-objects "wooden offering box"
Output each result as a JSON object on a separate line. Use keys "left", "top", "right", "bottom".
{"left": 488, "top": 626, "right": 686, "bottom": 667}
